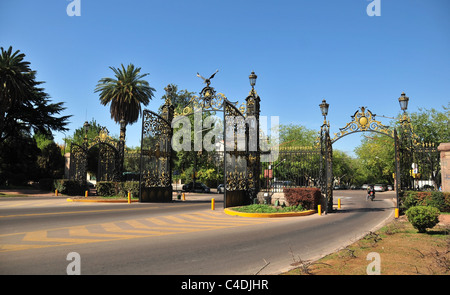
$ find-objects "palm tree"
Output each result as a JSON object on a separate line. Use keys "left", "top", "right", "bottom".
{"left": 95, "top": 63, "right": 155, "bottom": 140}
{"left": 0, "top": 46, "right": 36, "bottom": 109}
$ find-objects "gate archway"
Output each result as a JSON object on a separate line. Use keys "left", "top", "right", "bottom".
{"left": 318, "top": 94, "right": 440, "bottom": 213}
{"left": 69, "top": 128, "right": 123, "bottom": 185}
{"left": 319, "top": 104, "right": 400, "bottom": 213}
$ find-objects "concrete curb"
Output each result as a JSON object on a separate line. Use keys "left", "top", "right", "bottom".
{"left": 67, "top": 198, "right": 139, "bottom": 203}
{"left": 224, "top": 208, "right": 316, "bottom": 218}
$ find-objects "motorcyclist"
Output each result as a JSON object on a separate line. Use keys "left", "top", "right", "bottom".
{"left": 366, "top": 185, "right": 375, "bottom": 201}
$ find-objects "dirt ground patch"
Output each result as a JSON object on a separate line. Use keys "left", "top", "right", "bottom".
{"left": 285, "top": 216, "right": 450, "bottom": 275}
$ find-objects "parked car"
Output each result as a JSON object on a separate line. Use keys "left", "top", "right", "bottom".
{"left": 374, "top": 184, "right": 386, "bottom": 192}
{"left": 386, "top": 185, "right": 393, "bottom": 191}
{"left": 217, "top": 184, "right": 225, "bottom": 194}
{"left": 182, "top": 182, "right": 210, "bottom": 193}
{"left": 362, "top": 184, "right": 369, "bottom": 190}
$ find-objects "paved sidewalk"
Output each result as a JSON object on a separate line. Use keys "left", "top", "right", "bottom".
{"left": 0, "top": 189, "right": 54, "bottom": 197}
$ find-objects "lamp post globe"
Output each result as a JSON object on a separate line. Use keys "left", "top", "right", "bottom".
{"left": 398, "top": 92, "right": 409, "bottom": 112}
{"left": 319, "top": 99, "right": 329, "bottom": 118}
{"left": 249, "top": 71, "right": 257, "bottom": 89}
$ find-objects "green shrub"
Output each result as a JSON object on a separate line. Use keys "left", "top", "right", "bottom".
{"left": 96, "top": 181, "right": 139, "bottom": 197}
{"left": 96, "top": 181, "right": 121, "bottom": 196}
{"left": 283, "top": 187, "right": 321, "bottom": 210}
{"left": 400, "top": 191, "right": 418, "bottom": 212}
{"left": 400, "top": 191, "right": 450, "bottom": 213}
{"left": 405, "top": 206, "right": 440, "bottom": 233}
{"left": 121, "top": 181, "right": 139, "bottom": 198}
{"left": 54, "top": 179, "right": 87, "bottom": 196}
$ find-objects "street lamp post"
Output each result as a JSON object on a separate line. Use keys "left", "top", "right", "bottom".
{"left": 246, "top": 71, "right": 261, "bottom": 203}
{"left": 318, "top": 99, "right": 332, "bottom": 213}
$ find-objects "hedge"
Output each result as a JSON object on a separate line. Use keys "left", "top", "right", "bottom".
{"left": 400, "top": 191, "right": 450, "bottom": 213}
{"left": 96, "top": 181, "right": 139, "bottom": 198}
{"left": 52, "top": 180, "right": 139, "bottom": 197}
{"left": 283, "top": 187, "right": 321, "bottom": 210}
{"left": 53, "top": 179, "right": 87, "bottom": 196}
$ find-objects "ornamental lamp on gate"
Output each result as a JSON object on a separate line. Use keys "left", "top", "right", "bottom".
{"left": 83, "top": 121, "right": 90, "bottom": 135}
{"left": 398, "top": 92, "right": 409, "bottom": 112}
{"left": 249, "top": 71, "right": 257, "bottom": 89}
{"left": 319, "top": 99, "right": 329, "bottom": 121}
{"left": 83, "top": 121, "right": 90, "bottom": 144}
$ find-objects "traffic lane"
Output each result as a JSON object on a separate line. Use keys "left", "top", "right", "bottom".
{"left": 0, "top": 200, "right": 216, "bottom": 235}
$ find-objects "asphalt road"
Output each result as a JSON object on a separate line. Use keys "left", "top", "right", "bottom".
{"left": 0, "top": 190, "right": 395, "bottom": 275}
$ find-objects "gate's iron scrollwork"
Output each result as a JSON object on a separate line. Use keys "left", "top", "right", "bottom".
{"left": 69, "top": 143, "right": 88, "bottom": 184}
{"left": 223, "top": 99, "right": 249, "bottom": 207}
{"left": 331, "top": 107, "right": 394, "bottom": 143}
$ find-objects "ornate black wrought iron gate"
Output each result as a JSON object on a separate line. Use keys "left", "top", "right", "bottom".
{"left": 138, "top": 72, "right": 261, "bottom": 207}
{"left": 69, "top": 143, "right": 88, "bottom": 183}
{"left": 139, "top": 98, "right": 174, "bottom": 202}
{"left": 396, "top": 113, "right": 441, "bottom": 192}
{"left": 223, "top": 99, "right": 250, "bottom": 207}
{"left": 69, "top": 128, "right": 122, "bottom": 185}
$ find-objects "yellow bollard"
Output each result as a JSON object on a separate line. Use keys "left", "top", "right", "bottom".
{"left": 211, "top": 198, "right": 215, "bottom": 210}
{"left": 395, "top": 208, "right": 399, "bottom": 219}
{"left": 182, "top": 193, "right": 185, "bottom": 201}
{"left": 128, "top": 192, "right": 131, "bottom": 204}
{"left": 338, "top": 198, "right": 341, "bottom": 209}
{"left": 318, "top": 205, "right": 322, "bottom": 216}
{"left": 55, "top": 189, "right": 58, "bottom": 196}
{"left": 85, "top": 190, "right": 88, "bottom": 198}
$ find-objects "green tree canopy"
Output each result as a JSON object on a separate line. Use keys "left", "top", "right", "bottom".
{"left": 406, "top": 103, "right": 449, "bottom": 144}
{"left": 0, "top": 46, "right": 70, "bottom": 144}
{"left": 279, "top": 123, "right": 317, "bottom": 147}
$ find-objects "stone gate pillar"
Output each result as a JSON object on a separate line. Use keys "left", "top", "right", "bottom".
{"left": 438, "top": 143, "right": 450, "bottom": 192}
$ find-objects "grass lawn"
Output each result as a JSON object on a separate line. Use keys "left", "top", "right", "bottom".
{"left": 232, "top": 204, "right": 306, "bottom": 213}
{"left": 284, "top": 216, "right": 449, "bottom": 275}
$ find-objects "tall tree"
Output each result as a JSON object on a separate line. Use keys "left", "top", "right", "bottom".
{"left": 279, "top": 123, "right": 317, "bottom": 147}
{"left": 94, "top": 64, "right": 155, "bottom": 141}
{"left": 406, "top": 104, "right": 449, "bottom": 144}
{"left": 0, "top": 46, "right": 70, "bottom": 143}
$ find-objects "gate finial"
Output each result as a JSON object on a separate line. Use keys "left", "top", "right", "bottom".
{"left": 196, "top": 69, "right": 219, "bottom": 86}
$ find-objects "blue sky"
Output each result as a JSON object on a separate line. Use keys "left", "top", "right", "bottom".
{"left": 1, "top": 0, "right": 449, "bottom": 156}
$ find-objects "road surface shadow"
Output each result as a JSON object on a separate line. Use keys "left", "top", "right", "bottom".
{"left": 333, "top": 206, "right": 391, "bottom": 214}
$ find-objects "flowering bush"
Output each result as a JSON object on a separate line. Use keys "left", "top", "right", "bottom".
{"left": 283, "top": 187, "right": 321, "bottom": 210}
